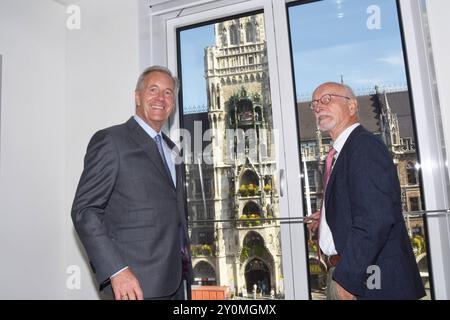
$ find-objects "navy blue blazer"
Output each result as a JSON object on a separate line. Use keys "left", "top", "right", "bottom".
{"left": 326, "top": 125, "right": 425, "bottom": 299}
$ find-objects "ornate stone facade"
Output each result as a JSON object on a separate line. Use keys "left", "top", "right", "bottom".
{"left": 187, "top": 13, "right": 284, "bottom": 297}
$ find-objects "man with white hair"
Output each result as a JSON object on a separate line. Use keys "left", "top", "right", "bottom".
{"left": 307, "top": 82, "right": 425, "bottom": 300}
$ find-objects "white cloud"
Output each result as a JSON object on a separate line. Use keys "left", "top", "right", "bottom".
{"left": 352, "top": 77, "right": 382, "bottom": 85}
{"left": 377, "top": 51, "right": 404, "bottom": 67}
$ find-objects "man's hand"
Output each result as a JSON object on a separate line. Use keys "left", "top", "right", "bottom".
{"left": 336, "top": 282, "right": 356, "bottom": 300}
{"left": 305, "top": 211, "right": 321, "bottom": 233}
{"left": 111, "top": 268, "right": 144, "bottom": 300}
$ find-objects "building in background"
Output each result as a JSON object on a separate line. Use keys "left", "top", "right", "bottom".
{"left": 185, "top": 13, "right": 284, "bottom": 298}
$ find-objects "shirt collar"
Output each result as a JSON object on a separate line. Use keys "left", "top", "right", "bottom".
{"left": 134, "top": 115, "right": 159, "bottom": 139}
{"left": 332, "top": 123, "right": 360, "bottom": 153}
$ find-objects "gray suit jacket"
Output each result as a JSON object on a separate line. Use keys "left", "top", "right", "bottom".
{"left": 72, "top": 117, "right": 193, "bottom": 298}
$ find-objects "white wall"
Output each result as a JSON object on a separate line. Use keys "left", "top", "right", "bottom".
{"left": 0, "top": 0, "right": 146, "bottom": 299}
{"left": 427, "top": 0, "right": 450, "bottom": 181}
{"left": 423, "top": 0, "right": 450, "bottom": 300}
{"left": 0, "top": 0, "right": 66, "bottom": 299}
{"left": 64, "top": 0, "right": 142, "bottom": 299}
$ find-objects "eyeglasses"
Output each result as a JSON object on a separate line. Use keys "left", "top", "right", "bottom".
{"left": 310, "top": 93, "right": 351, "bottom": 110}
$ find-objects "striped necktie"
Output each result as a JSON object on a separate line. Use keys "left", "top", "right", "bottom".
{"left": 154, "top": 134, "right": 172, "bottom": 182}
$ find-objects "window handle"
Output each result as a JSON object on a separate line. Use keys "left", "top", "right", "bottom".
{"left": 279, "top": 168, "right": 285, "bottom": 197}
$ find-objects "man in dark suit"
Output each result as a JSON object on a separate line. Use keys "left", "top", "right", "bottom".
{"left": 72, "top": 65, "right": 193, "bottom": 300}
{"left": 307, "top": 82, "right": 425, "bottom": 300}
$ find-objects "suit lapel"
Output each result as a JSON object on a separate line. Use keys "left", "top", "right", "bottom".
{"left": 126, "top": 117, "right": 175, "bottom": 191}
{"left": 167, "top": 134, "right": 190, "bottom": 245}
{"left": 325, "top": 125, "right": 363, "bottom": 207}
{"left": 325, "top": 153, "right": 339, "bottom": 208}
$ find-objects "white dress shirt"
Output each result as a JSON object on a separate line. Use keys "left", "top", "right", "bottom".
{"left": 319, "top": 123, "right": 360, "bottom": 256}
{"left": 134, "top": 115, "right": 176, "bottom": 185}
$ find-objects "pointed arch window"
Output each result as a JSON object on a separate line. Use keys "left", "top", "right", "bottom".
{"left": 229, "top": 24, "right": 239, "bottom": 45}
{"left": 221, "top": 27, "right": 228, "bottom": 46}
{"left": 246, "top": 22, "right": 255, "bottom": 42}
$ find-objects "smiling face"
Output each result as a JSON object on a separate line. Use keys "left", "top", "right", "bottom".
{"left": 312, "top": 82, "right": 358, "bottom": 140}
{"left": 135, "top": 71, "right": 175, "bottom": 132}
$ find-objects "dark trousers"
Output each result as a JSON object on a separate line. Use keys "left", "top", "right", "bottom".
{"left": 145, "top": 279, "right": 187, "bottom": 300}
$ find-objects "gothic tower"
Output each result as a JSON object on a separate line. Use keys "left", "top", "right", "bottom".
{"left": 201, "top": 13, "right": 283, "bottom": 296}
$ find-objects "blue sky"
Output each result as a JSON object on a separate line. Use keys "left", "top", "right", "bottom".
{"left": 179, "top": 0, "right": 407, "bottom": 112}
{"left": 289, "top": 0, "right": 407, "bottom": 100}
{"left": 179, "top": 25, "right": 214, "bottom": 114}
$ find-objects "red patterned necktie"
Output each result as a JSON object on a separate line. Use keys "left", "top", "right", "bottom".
{"left": 317, "top": 147, "right": 337, "bottom": 260}
{"left": 323, "top": 147, "right": 337, "bottom": 191}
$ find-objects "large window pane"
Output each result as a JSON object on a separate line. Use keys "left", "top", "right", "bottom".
{"left": 178, "top": 12, "right": 286, "bottom": 300}
{"left": 288, "top": 0, "right": 432, "bottom": 299}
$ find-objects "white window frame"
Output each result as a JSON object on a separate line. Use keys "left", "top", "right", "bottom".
{"left": 146, "top": 0, "right": 450, "bottom": 299}
{"left": 399, "top": 0, "right": 450, "bottom": 299}
{"left": 149, "top": 0, "right": 309, "bottom": 299}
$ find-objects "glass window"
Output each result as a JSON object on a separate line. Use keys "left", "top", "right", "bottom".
{"left": 409, "top": 196, "right": 420, "bottom": 212}
{"left": 229, "top": 24, "right": 239, "bottom": 45}
{"left": 407, "top": 161, "right": 418, "bottom": 185}
{"left": 246, "top": 22, "right": 255, "bottom": 43}
{"left": 307, "top": 169, "right": 317, "bottom": 192}
{"left": 178, "top": 11, "right": 286, "bottom": 300}
{"left": 288, "top": 0, "right": 432, "bottom": 299}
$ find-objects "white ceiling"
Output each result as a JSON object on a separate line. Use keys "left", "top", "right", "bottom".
{"left": 52, "top": 0, "right": 78, "bottom": 5}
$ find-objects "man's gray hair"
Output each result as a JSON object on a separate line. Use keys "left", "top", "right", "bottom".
{"left": 315, "top": 81, "right": 356, "bottom": 99}
{"left": 313, "top": 81, "right": 359, "bottom": 118}
{"left": 340, "top": 83, "right": 356, "bottom": 100}
{"left": 135, "top": 65, "right": 179, "bottom": 94}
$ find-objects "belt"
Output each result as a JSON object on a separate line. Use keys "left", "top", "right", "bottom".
{"left": 326, "top": 254, "right": 341, "bottom": 267}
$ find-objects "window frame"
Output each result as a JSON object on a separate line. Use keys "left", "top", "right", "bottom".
{"left": 398, "top": 0, "right": 450, "bottom": 299}
{"left": 147, "top": 0, "right": 450, "bottom": 299}
{"left": 160, "top": 0, "right": 309, "bottom": 299}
